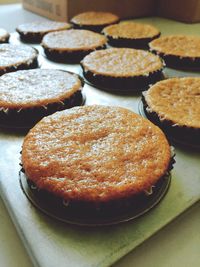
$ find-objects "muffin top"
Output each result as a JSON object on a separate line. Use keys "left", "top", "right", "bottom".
{"left": 103, "top": 22, "right": 160, "bottom": 39}
{"left": 0, "top": 28, "right": 9, "bottom": 42}
{"left": 22, "top": 105, "right": 171, "bottom": 202}
{"left": 16, "top": 21, "right": 71, "bottom": 34}
{"left": 149, "top": 35, "right": 200, "bottom": 57}
{"left": 0, "top": 44, "right": 38, "bottom": 69}
{"left": 0, "top": 69, "right": 82, "bottom": 109}
{"left": 144, "top": 77, "right": 200, "bottom": 128}
{"left": 71, "top": 11, "right": 119, "bottom": 26}
{"left": 42, "top": 29, "right": 107, "bottom": 51}
{"left": 81, "top": 48, "right": 163, "bottom": 77}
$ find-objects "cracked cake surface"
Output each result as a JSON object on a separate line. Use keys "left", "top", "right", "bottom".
{"left": 144, "top": 77, "right": 200, "bottom": 129}
{"left": 42, "top": 29, "right": 107, "bottom": 51}
{"left": 0, "top": 44, "right": 38, "bottom": 70}
{"left": 103, "top": 22, "right": 160, "bottom": 39}
{"left": 17, "top": 21, "right": 71, "bottom": 34}
{"left": 81, "top": 48, "right": 163, "bottom": 77}
{"left": 22, "top": 105, "right": 171, "bottom": 203}
{"left": 149, "top": 35, "right": 200, "bottom": 57}
{"left": 0, "top": 69, "right": 82, "bottom": 109}
{"left": 71, "top": 11, "right": 119, "bottom": 26}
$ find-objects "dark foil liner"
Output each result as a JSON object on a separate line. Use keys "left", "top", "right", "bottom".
{"left": 150, "top": 50, "right": 200, "bottom": 70}
{"left": 19, "top": 155, "right": 174, "bottom": 226}
{"left": 16, "top": 30, "right": 46, "bottom": 43}
{"left": 140, "top": 96, "right": 200, "bottom": 148}
{"left": 0, "top": 57, "right": 39, "bottom": 76}
{"left": 105, "top": 33, "right": 160, "bottom": 50}
{"left": 42, "top": 45, "right": 106, "bottom": 63}
{"left": 19, "top": 171, "right": 172, "bottom": 226}
{"left": 71, "top": 21, "right": 120, "bottom": 33}
{"left": 80, "top": 64, "right": 164, "bottom": 93}
{"left": 0, "top": 90, "right": 84, "bottom": 129}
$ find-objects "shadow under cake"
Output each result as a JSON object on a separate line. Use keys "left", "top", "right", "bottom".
{"left": 102, "top": 22, "right": 160, "bottom": 49}
{"left": 71, "top": 11, "right": 119, "bottom": 32}
{"left": 0, "top": 44, "right": 38, "bottom": 76}
{"left": 149, "top": 35, "right": 200, "bottom": 69}
{"left": 81, "top": 48, "right": 164, "bottom": 92}
{"left": 16, "top": 21, "right": 71, "bottom": 43}
{"left": 0, "top": 28, "right": 10, "bottom": 43}
{"left": 0, "top": 69, "right": 84, "bottom": 127}
{"left": 21, "top": 105, "right": 174, "bottom": 225}
{"left": 41, "top": 29, "right": 107, "bottom": 63}
{"left": 142, "top": 77, "right": 200, "bottom": 146}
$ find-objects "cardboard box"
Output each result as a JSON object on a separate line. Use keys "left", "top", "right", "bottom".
{"left": 22, "top": 0, "right": 67, "bottom": 21}
{"left": 22, "top": 0, "right": 155, "bottom": 22}
{"left": 157, "top": 0, "right": 200, "bottom": 23}
{"left": 22, "top": 0, "right": 200, "bottom": 23}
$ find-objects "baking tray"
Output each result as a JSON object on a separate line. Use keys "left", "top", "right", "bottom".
{"left": 0, "top": 17, "right": 200, "bottom": 267}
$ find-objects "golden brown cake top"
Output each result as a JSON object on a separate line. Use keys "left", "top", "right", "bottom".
{"left": 16, "top": 21, "right": 71, "bottom": 34}
{"left": 0, "top": 69, "right": 82, "bottom": 109}
{"left": 81, "top": 48, "right": 163, "bottom": 77}
{"left": 42, "top": 29, "right": 107, "bottom": 51}
{"left": 22, "top": 105, "right": 171, "bottom": 203}
{"left": 149, "top": 35, "right": 200, "bottom": 57}
{"left": 0, "top": 44, "right": 37, "bottom": 69}
{"left": 144, "top": 77, "right": 200, "bottom": 128}
{"left": 71, "top": 11, "right": 119, "bottom": 26}
{"left": 0, "top": 28, "right": 9, "bottom": 41}
{"left": 103, "top": 22, "right": 160, "bottom": 39}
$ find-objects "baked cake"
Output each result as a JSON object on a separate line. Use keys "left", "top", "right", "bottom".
{"left": 149, "top": 35, "right": 200, "bottom": 69}
{"left": 0, "top": 44, "right": 38, "bottom": 76}
{"left": 102, "top": 22, "right": 160, "bottom": 49}
{"left": 0, "top": 69, "right": 83, "bottom": 126}
{"left": 0, "top": 28, "right": 10, "bottom": 43}
{"left": 21, "top": 105, "right": 172, "bottom": 213}
{"left": 143, "top": 77, "right": 200, "bottom": 145}
{"left": 71, "top": 11, "right": 119, "bottom": 32}
{"left": 42, "top": 29, "right": 107, "bottom": 62}
{"left": 81, "top": 48, "right": 164, "bottom": 91}
{"left": 16, "top": 21, "right": 71, "bottom": 43}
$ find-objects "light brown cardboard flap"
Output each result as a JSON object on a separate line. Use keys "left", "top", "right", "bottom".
{"left": 22, "top": 0, "right": 200, "bottom": 23}
{"left": 23, "top": 0, "right": 67, "bottom": 21}
{"left": 23, "top": 0, "right": 155, "bottom": 21}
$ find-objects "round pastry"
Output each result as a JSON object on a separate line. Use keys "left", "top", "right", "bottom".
{"left": 0, "top": 44, "right": 38, "bottom": 76}
{"left": 0, "top": 69, "right": 84, "bottom": 126}
{"left": 0, "top": 28, "right": 10, "bottom": 43}
{"left": 142, "top": 77, "right": 200, "bottom": 145}
{"left": 21, "top": 105, "right": 172, "bottom": 213}
{"left": 71, "top": 11, "right": 119, "bottom": 32}
{"left": 102, "top": 22, "right": 160, "bottom": 49}
{"left": 42, "top": 29, "right": 107, "bottom": 62}
{"left": 81, "top": 48, "right": 164, "bottom": 91}
{"left": 149, "top": 35, "right": 200, "bottom": 69}
{"left": 16, "top": 21, "right": 71, "bottom": 43}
